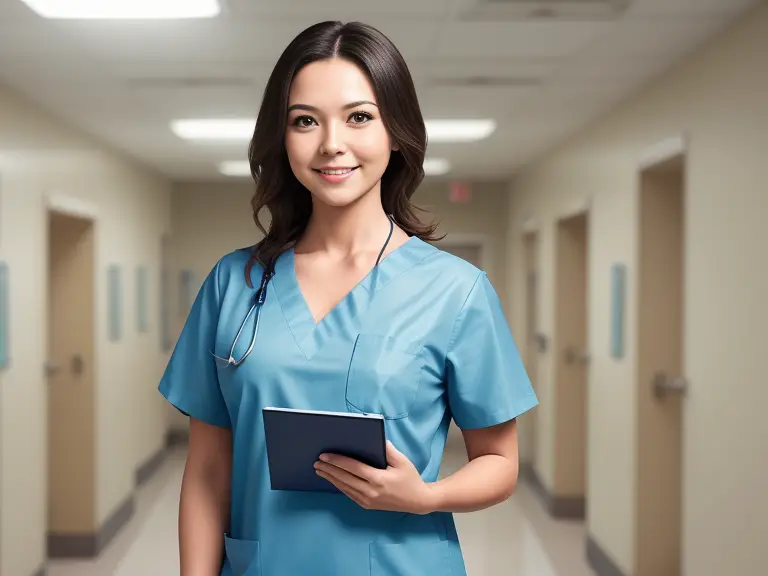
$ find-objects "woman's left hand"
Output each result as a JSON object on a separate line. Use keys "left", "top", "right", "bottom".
{"left": 314, "top": 441, "right": 438, "bottom": 515}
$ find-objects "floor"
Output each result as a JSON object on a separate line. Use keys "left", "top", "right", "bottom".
{"left": 48, "top": 440, "right": 596, "bottom": 576}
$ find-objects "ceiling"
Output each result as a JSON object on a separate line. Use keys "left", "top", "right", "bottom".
{"left": 0, "top": 0, "right": 760, "bottom": 182}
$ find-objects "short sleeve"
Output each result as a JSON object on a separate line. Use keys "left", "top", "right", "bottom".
{"left": 158, "top": 262, "right": 231, "bottom": 429}
{"left": 445, "top": 272, "right": 538, "bottom": 430}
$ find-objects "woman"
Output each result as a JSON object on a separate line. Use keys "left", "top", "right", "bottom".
{"left": 159, "top": 20, "right": 538, "bottom": 576}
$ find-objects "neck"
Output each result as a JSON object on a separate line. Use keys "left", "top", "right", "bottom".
{"left": 298, "top": 190, "right": 395, "bottom": 258}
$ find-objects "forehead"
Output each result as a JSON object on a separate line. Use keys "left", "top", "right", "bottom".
{"left": 288, "top": 58, "right": 376, "bottom": 107}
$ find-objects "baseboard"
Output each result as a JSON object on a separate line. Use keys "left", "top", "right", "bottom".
{"left": 587, "top": 535, "right": 627, "bottom": 576}
{"left": 44, "top": 428, "right": 184, "bottom": 564}
{"left": 519, "top": 462, "right": 586, "bottom": 519}
{"left": 47, "top": 495, "right": 135, "bottom": 558}
{"left": 136, "top": 444, "right": 168, "bottom": 487}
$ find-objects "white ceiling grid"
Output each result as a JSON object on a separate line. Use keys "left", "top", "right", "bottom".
{"left": 0, "top": 0, "right": 760, "bottom": 181}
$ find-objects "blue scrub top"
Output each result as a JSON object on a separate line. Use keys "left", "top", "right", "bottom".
{"left": 159, "top": 236, "right": 538, "bottom": 576}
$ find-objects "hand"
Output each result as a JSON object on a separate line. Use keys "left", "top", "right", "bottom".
{"left": 314, "top": 441, "right": 438, "bottom": 515}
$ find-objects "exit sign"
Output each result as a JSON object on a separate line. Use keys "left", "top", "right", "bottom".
{"left": 449, "top": 181, "right": 472, "bottom": 203}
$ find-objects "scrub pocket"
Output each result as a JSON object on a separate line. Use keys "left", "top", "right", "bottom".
{"left": 345, "top": 334, "right": 424, "bottom": 420}
{"left": 370, "top": 539, "right": 453, "bottom": 576}
{"left": 223, "top": 535, "right": 261, "bottom": 576}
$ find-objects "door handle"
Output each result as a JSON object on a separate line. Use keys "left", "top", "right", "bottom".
{"left": 44, "top": 361, "right": 61, "bottom": 377}
{"left": 564, "top": 347, "right": 590, "bottom": 365}
{"left": 653, "top": 371, "right": 688, "bottom": 399}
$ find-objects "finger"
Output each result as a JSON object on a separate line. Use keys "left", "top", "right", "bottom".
{"left": 316, "top": 470, "right": 370, "bottom": 507}
{"left": 315, "top": 461, "right": 377, "bottom": 496}
{"left": 385, "top": 440, "right": 405, "bottom": 466}
{"left": 319, "top": 454, "right": 377, "bottom": 482}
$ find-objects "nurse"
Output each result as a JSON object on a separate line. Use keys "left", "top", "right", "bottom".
{"left": 159, "top": 20, "right": 538, "bottom": 576}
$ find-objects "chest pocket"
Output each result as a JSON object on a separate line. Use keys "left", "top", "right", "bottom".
{"left": 345, "top": 334, "right": 424, "bottom": 420}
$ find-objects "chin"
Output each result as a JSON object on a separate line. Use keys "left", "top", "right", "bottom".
{"left": 312, "top": 188, "right": 368, "bottom": 208}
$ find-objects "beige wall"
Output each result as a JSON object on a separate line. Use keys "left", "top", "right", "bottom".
{"left": 507, "top": 4, "right": 768, "bottom": 576}
{"left": 167, "top": 181, "right": 530, "bottom": 455}
{"left": 0, "top": 85, "right": 171, "bottom": 576}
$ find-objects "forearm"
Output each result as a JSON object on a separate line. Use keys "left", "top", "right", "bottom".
{"left": 179, "top": 467, "right": 231, "bottom": 576}
{"left": 427, "top": 454, "right": 518, "bottom": 513}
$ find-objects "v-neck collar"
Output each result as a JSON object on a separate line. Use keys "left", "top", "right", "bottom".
{"left": 272, "top": 235, "right": 436, "bottom": 360}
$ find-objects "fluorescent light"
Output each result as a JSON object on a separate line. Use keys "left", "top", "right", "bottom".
{"left": 171, "top": 118, "right": 255, "bottom": 141}
{"left": 425, "top": 119, "right": 496, "bottom": 143}
{"left": 19, "top": 0, "right": 220, "bottom": 19}
{"left": 423, "top": 158, "right": 451, "bottom": 176}
{"left": 218, "top": 161, "right": 251, "bottom": 177}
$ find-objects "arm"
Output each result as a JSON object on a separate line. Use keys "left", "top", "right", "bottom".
{"left": 179, "top": 417, "right": 233, "bottom": 576}
{"left": 427, "top": 419, "right": 519, "bottom": 513}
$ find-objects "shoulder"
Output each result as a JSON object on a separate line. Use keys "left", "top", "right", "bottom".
{"left": 419, "top": 240, "right": 486, "bottom": 295}
{"left": 207, "top": 245, "right": 264, "bottom": 292}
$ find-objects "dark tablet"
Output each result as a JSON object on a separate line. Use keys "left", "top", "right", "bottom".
{"left": 262, "top": 407, "right": 387, "bottom": 493}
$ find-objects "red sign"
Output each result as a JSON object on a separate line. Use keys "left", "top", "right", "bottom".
{"left": 449, "top": 181, "right": 472, "bottom": 204}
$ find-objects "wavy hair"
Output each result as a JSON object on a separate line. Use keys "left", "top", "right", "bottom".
{"left": 244, "top": 20, "right": 440, "bottom": 286}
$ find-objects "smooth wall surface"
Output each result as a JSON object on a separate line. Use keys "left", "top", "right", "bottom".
{"left": 507, "top": 4, "right": 768, "bottom": 575}
{"left": 0, "top": 84, "right": 172, "bottom": 576}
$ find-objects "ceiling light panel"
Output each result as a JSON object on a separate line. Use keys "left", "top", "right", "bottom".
{"left": 423, "top": 158, "right": 452, "bottom": 176}
{"left": 18, "top": 0, "right": 221, "bottom": 19}
{"left": 173, "top": 118, "right": 496, "bottom": 144}
{"left": 425, "top": 120, "right": 497, "bottom": 143}
{"left": 171, "top": 118, "right": 255, "bottom": 141}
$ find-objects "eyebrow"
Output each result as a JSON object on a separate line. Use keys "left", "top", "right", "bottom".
{"left": 287, "top": 100, "right": 378, "bottom": 113}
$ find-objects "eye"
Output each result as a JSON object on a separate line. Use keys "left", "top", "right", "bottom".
{"left": 349, "top": 111, "right": 373, "bottom": 124}
{"left": 291, "top": 115, "right": 316, "bottom": 128}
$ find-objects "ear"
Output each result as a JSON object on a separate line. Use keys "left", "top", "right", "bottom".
{"left": 391, "top": 143, "right": 400, "bottom": 152}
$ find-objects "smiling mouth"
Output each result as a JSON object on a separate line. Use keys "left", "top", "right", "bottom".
{"left": 312, "top": 167, "right": 360, "bottom": 175}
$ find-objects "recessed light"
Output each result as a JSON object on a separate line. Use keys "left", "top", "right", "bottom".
{"left": 425, "top": 120, "right": 496, "bottom": 143}
{"left": 171, "top": 118, "right": 255, "bottom": 141}
{"left": 423, "top": 158, "right": 451, "bottom": 176}
{"left": 18, "top": 0, "right": 220, "bottom": 19}
{"left": 218, "top": 161, "right": 251, "bottom": 177}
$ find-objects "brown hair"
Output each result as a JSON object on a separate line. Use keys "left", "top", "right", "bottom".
{"left": 244, "top": 20, "right": 440, "bottom": 286}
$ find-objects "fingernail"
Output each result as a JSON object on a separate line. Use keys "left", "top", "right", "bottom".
{"left": 319, "top": 454, "right": 328, "bottom": 462}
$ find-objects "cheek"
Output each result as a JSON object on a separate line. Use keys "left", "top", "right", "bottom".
{"left": 284, "top": 133, "right": 313, "bottom": 168}
{"left": 354, "top": 129, "right": 393, "bottom": 164}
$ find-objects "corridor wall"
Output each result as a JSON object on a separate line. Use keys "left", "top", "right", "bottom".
{"left": 0, "top": 84, "right": 172, "bottom": 576}
{"left": 507, "top": 4, "right": 768, "bottom": 576}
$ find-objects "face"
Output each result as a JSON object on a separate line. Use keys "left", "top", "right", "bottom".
{"left": 284, "top": 58, "right": 397, "bottom": 208}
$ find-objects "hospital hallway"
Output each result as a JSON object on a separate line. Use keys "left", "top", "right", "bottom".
{"left": 45, "top": 443, "right": 595, "bottom": 576}
{"left": 1, "top": 1, "right": 768, "bottom": 575}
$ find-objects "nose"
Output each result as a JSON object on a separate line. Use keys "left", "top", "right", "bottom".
{"left": 319, "top": 122, "right": 346, "bottom": 156}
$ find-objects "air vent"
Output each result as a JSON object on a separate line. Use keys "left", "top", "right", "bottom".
{"left": 459, "top": 0, "right": 632, "bottom": 21}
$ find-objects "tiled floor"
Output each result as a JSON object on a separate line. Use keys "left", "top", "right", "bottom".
{"left": 49, "top": 440, "right": 596, "bottom": 575}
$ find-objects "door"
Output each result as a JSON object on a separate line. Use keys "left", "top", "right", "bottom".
{"left": 636, "top": 154, "right": 685, "bottom": 575}
{"left": 553, "top": 212, "right": 589, "bottom": 517}
{"left": 438, "top": 243, "right": 483, "bottom": 451}
{"left": 522, "top": 231, "right": 540, "bottom": 471}
{"left": 47, "top": 211, "right": 97, "bottom": 544}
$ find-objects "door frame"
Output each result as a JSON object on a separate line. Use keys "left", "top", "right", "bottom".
{"left": 46, "top": 194, "right": 99, "bottom": 221}
{"left": 44, "top": 192, "right": 99, "bottom": 555}
{"left": 633, "top": 134, "right": 688, "bottom": 576}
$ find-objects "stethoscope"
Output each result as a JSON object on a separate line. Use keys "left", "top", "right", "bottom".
{"left": 212, "top": 215, "right": 395, "bottom": 368}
